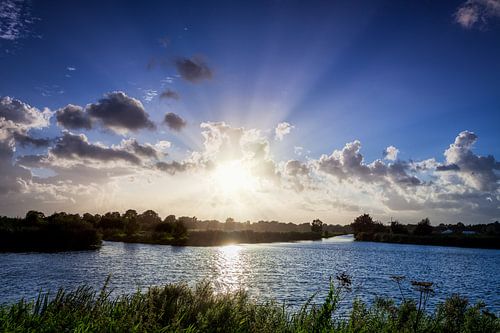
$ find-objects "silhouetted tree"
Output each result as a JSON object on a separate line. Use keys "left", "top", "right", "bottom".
{"left": 414, "top": 218, "right": 433, "bottom": 236}
{"left": 99, "top": 212, "right": 124, "bottom": 229}
{"left": 311, "top": 219, "right": 323, "bottom": 233}
{"left": 123, "top": 210, "right": 139, "bottom": 236}
{"left": 225, "top": 217, "right": 236, "bottom": 231}
{"left": 351, "top": 214, "right": 387, "bottom": 234}
{"left": 164, "top": 215, "right": 176, "bottom": 224}
{"left": 82, "top": 213, "right": 99, "bottom": 226}
{"left": 138, "top": 210, "right": 161, "bottom": 225}
{"left": 123, "top": 209, "right": 138, "bottom": 220}
{"left": 390, "top": 221, "right": 408, "bottom": 234}
{"left": 172, "top": 220, "right": 188, "bottom": 239}
{"left": 25, "top": 211, "right": 45, "bottom": 225}
{"left": 351, "top": 214, "right": 374, "bottom": 234}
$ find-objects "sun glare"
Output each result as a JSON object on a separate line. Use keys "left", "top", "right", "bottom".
{"left": 211, "top": 161, "right": 257, "bottom": 195}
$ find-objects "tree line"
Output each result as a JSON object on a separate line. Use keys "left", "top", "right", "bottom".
{"left": 350, "top": 213, "right": 500, "bottom": 249}
{"left": 0, "top": 210, "right": 349, "bottom": 250}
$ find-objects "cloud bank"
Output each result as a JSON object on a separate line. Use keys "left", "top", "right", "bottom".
{"left": 0, "top": 95, "right": 498, "bottom": 223}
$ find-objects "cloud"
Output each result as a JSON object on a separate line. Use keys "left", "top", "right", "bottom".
{"left": 56, "top": 104, "right": 93, "bottom": 130}
{"left": 0, "top": 96, "right": 51, "bottom": 128}
{"left": 0, "top": 137, "right": 31, "bottom": 193}
{"left": 1, "top": 98, "right": 498, "bottom": 223}
{"left": 199, "top": 122, "right": 280, "bottom": 181}
{"left": 275, "top": 122, "right": 294, "bottom": 141}
{"left": 49, "top": 132, "right": 142, "bottom": 165}
{"left": 0, "top": 0, "right": 35, "bottom": 41}
{"left": 155, "top": 161, "right": 190, "bottom": 175}
{"left": 384, "top": 146, "right": 399, "bottom": 161}
{"left": 12, "top": 132, "right": 51, "bottom": 147}
{"left": 284, "top": 160, "right": 311, "bottom": 191}
{"left": 285, "top": 160, "right": 309, "bottom": 177}
{"left": 160, "top": 89, "right": 180, "bottom": 100}
{"left": 66, "top": 66, "right": 76, "bottom": 71}
{"left": 120, "top": 138, "right": 161, "bottom": 159}
{"left": 316, "top": 140, "right": 420, "bottom": 187}
{"left": 439, "top": 130, "right": 500, "bottom": 191}
{"left": 455, "top": 0, "right": 500, "bottom": 29}
{"left": 0, "top": 96, "right": 51, "bottom": 196}
{"left": 154, "top": 140, "right": 171, "bottom": 152}
{"left": 164, "top": 112, "right": 187, "bottom": 131}
{"left": 175, "top": 56, "right": 213, "bottom": 83}
{"left": 0, "top": 96, "right": 52, "bottom": 148}
{"left": 141, "top": 89, "right": 157, "bottom": 102}
{"left": 86, "top": 91, "right": 155, "bottom": 134}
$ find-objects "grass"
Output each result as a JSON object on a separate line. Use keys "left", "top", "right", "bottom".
{"left": 1, "top": 276, "right": 498, "bottom": 332}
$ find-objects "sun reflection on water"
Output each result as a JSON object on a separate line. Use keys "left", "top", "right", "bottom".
{"left": 214, "top": 244, "right": 248, "bottom": 293}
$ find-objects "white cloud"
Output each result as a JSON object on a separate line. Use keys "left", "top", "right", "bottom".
{"left": 0, "top": 0, "right": 35, "bottom": 41}
{"left": 275, "top": 122, "right": 294, "bottom": 141}
{"left": 384, "top": 146, "right": 399, "bottom": 161}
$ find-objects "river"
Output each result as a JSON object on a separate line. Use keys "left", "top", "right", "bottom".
{"left": 1, "top": 235, "right": 499, "bottom": 314}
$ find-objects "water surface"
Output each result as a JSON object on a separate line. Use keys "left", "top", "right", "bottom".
{"left": 1, "top": 235, "right": 499, "bottom": 313}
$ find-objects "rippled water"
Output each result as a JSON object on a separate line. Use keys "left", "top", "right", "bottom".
{"left": 1, "top": 235, "right": 499, "bottom": 314}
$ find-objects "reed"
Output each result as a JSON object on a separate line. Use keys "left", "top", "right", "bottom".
{"left": 0, "top": 276, "right": 498, "bottom": 332}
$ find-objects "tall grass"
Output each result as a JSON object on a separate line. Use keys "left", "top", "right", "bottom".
{"left": 0, "top": 277, "right": 498, "bottom": 332}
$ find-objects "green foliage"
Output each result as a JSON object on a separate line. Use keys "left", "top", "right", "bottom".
{"left": 0, "top": 278, "right": 497, "bottom": 333}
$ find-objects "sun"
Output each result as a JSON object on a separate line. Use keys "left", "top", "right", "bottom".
{"left": 211, "top": 160, "right": 257, "bottom": 195}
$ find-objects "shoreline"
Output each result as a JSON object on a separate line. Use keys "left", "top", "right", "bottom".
{"left": 354, "top": 232, "right": 500, "bottom": 250}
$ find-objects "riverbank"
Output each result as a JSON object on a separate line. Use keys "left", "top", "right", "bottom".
{"left": 1, "top": 211, "right": 346, "bottom": 252}
{"left": 105, "top": 230, "right": 343, "bottom": 246}
{"left": 1, "top": 279, "right": 497, "bottom": 332}
{"left": 0, "top": 216, "right": 102, "bottom": 252}
{"left": 354, "top": 232, "right": 500, "bottom": 249}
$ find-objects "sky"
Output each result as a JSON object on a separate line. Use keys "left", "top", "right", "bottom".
{"left": 0, "top": 0, "right": 499, "bottom": 224}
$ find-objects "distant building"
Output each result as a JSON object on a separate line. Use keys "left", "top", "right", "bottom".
{"left": 463, "top": 230, "right": 477, "bottom": 235}
{"left": 441, "top": 229, "right": 453, "bottom": 234}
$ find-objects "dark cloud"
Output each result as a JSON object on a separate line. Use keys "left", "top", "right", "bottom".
{"left": 160, "top": 89, "right": 180, "bottom": 100}
{"left": 0, "top": 139, "right": 31, "bottom": 193}
{"left": 56, "top": 104, "right": 92, "bottom": 130}
{"left": 156, "top": 161, "right": 189, "bottom": 174}
{"left": 175, "top": 57, "right": 212, "bottom": 83}
{"left": 121, "top": 138, "right": 160, "bottom": 159}
{"left": 0, "top": 96, "right": 49, "bottom": 127}
{"left": 285, "top": 160, "right": 309, "bottom": 177}
{"left": 16, "top": 154, "right": 45, "bottom": 167}
{"left": 50, "top": 132, "right": 141, "bottom": 165}
{"left": 436, "top": 164, "right": 460, "bottom": 171}
{"left": 13, "top": 132, "right": 51, "bottom": 148}
{"left": 86, "top": 92, "right": 155, "bottom": 133}
{"left": 164, "top": 112, "right": 187, "bottom": 131}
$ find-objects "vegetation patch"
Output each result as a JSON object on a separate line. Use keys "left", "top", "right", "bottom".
{"left": 0, "top": 275, "right": 498, "bottom": 332}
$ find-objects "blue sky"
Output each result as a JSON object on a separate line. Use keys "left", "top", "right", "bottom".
{"left": 0, "top": 0, "right": 499, "bottom": 223}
